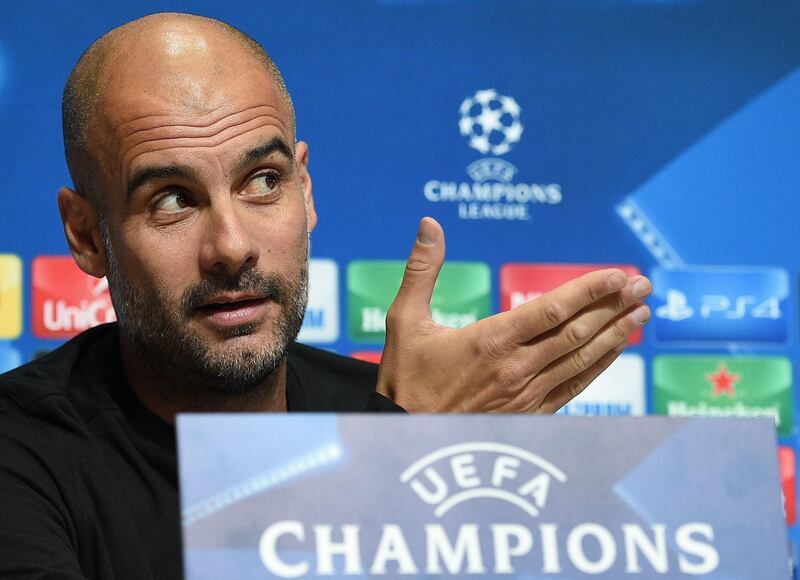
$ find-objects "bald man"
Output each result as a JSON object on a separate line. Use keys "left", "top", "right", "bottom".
{"left": 0, "top": 13, "right": 651, "bottom": 579}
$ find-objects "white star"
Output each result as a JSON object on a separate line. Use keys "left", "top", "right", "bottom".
{"left": 492, "top": 142, "right": 511, "bottom": 156}
{"left": 474, "top": 88, "right": 497, "bottom": 105}
{"left": 499, "top": 95, "right": 521, "bottom": 117}
{"left": 504, "top": 122, "right": 524, "bottom": 144}
{"left": 470, "top": 134, "right": 490, "bottom": 154}
{"left": 459, "top": 115, "right": 474, "bottom": 136}
{"left": 476, "top": 107, "right": 502, "bottom": 132}
{"left": 459, "top": 97, "right": 474, "bottom": 116}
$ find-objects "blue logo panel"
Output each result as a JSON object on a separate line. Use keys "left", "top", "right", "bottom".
{"left": 651, "top": 267, "right": 789, "bottom": 345}
{"left": 0, "top": 343, "right": 21, "bottom": 374}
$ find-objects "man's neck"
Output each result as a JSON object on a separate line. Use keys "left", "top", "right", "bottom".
{"left": 118, "top": 336, "right": 288, "bottom": 425}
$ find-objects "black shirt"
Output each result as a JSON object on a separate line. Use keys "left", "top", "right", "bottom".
{"left": 0, "top": 323, "right": 402, "bottom": 579}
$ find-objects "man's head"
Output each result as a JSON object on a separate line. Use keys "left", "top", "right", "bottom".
{"left": 58, "top": 13, "right": 317, "bottom": 395}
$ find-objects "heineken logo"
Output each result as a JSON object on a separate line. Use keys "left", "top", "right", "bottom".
{"left": 653, "top": 355, "right": 794, "bottom": 436}
{"left": 705, "top": 363, "right": 740, "bottom": 398}
{"left": 400, "top": 442, "right": 567, "bottom": 518}
{"left": 347, "top": 261, "right": 491, "bottom": 343}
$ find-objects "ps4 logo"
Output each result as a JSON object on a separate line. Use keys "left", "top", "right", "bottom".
{"left": 655, "top": 290, "right": 783, "bottom": 322}
{"left": 651, "top": 267, "right": 788, "bottom": 345}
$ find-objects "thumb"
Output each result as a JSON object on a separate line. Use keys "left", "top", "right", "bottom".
{"left": 388, "top": 217, "right": 446, "bottom": 326}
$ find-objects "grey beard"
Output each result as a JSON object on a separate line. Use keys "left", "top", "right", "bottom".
{"left": 99, "top": 216, "right": 309, "bottom": 398}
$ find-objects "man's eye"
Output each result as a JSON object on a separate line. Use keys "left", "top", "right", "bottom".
{"left": 153, "top": 191, "right": 191, "bottom": 213}
{"left": 245, "top": 171, "right": 280, "bottom": 198}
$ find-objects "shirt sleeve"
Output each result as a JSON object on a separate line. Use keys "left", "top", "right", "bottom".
{"left": 362, "top": 391, "right": 407, "bottom": 413}
{"left": 0, "top": 417, "right": 87, "bottom": 579}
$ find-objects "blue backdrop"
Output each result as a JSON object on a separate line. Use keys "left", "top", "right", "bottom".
{"left": 1, "top": 0, "right": 799, "bottom": 569}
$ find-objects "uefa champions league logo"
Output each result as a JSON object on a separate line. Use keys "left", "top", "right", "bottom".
{"left": 400, "top": 442, "right": 566, "bottom": 518}
{"left": 423, "top": 88, "right": 561, "bottom": 221}
{"left": 458, "top": 89, "right": 524, "bottom": 156}
{"left": 257, "top": 438, "right": 721, "bottom": 576}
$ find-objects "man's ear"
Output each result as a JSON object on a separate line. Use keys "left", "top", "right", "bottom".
{"left": 295, "top": 141, "right": 317, "bottom": 232}
{"left": 57, "top": 187, "right": 108, "bottom": 278}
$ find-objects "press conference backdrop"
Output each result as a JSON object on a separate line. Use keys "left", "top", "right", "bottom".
{"left": 0, "top": 0, "right": 798, "bottom": 565}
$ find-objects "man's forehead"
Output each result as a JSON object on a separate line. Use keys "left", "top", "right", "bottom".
{"left": 117, "top": 104, "right": 295, "bottom": 176}
{"left": 99, "top": 28, "right": 289, "bottom": 123}
{"left": 88, "top": 25, "right": 295, "bottom": 179}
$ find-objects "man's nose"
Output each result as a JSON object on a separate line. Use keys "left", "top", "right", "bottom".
{"left": 198, "top": 199, "right": 260, "bottom": 275}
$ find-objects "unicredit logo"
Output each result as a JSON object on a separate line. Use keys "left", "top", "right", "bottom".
{"left": 32, "top": 256, "right": 116, "bottom": 339}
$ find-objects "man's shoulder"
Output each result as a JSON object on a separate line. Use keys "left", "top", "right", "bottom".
{"left": 0, "top": 327, "right": 119, "bottom": 479}
{"left": 287, "top": 344, "right": 403, "bottom": 412}
{"left": 288, "top": 342, "right": 378, "bottom": 379}
{"left": 0, "top": 324, "right": 117, "bottom": 417}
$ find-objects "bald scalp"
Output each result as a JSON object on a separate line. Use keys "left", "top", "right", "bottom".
{"left": 62, "top": 12, "right": 295, "bottom": 206}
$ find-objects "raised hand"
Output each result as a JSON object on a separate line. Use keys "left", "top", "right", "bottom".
{"left": 376, "top": 217, "right": 652, "bottom": 413}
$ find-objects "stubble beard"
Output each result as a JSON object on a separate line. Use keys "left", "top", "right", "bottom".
{"left": 100, "top": 220, "right": 309, "bottom": 399}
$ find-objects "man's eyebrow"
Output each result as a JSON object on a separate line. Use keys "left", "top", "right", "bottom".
{"left": 235, "top": 137, "right": 295, "bottom": 175}
{"left": 126, "top": 164, "right": 199, "bottom": 201}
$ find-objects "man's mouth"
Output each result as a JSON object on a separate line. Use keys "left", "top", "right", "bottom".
{"left": 195, "top": 294, "right": 271, "bottom": 327}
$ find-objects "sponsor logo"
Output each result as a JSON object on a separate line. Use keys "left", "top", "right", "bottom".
{"left": 258, "top": 442, "right": 720, "bottom": 576}
{"left": 350, "top": 351, "right": 382, "bottom": 364}
{"left": 557, "top": 354, "right": 645, "bottom": 416}
{"left": 653, "top": 355, "right": 794, "bottom": 436}
{"left": 32, "top": 256, "right": 116, "bottom": 339}
{"left": 779, "top": 446, "right": 796, "bottom": 526}
{"left": 0, "top": 254, "right": 22, "bottom": 339}
{"left": 0, "top": 343, "right": 21, "bottom": 373}
{"left": 500, "top": 263, "right": 642, "bottom": 345}
{"left": 423, "top": 89, "right": 562, "bottom": 221}
{"left": 651, "top": 267, "right": 788, "bottom": 344}
{"left": 297, "top": 259, "right": 339, "bottom": 344}
{"left": 347, "top": 261, "right": 491, "bottom": 343}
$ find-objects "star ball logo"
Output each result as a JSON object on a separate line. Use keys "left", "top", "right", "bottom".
{"left": 423, "top": 89, "right": 562, "bottom": 222}
{"left": 258, "top": 441, "right": 721, "bottom": 576}
{"left": 458, "top": 89, "right": 524, "bottom": 156}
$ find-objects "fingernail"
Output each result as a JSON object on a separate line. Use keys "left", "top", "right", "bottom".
{"left": 629, "top": 305, "right": 650, "bottom": 325}
{"left": 631, "top": 278, "right": 652, "bottom": 299}
{"left": 613, "top": 343, "right": 626, "bottom": 353}
{"left": 417, "top": 218, "right": 435, "bottom": 245}
{"left": 607, "top": 271, "right": 626, "bottom": 291}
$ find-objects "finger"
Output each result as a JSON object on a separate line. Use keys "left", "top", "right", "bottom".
{"left": 521, "top": 275, "right": 651, "bottom": 369}
{"left": 386, "top": 217, "right": 445, "bottom": 327}
{"left": 530, "top": 303, "right": 649, "bottom": 397}
{"left": 497, "top": 268, "right": 630, "bottom": 344}
{"left": 537, "top": 344, "right": 626, "bottom": 414}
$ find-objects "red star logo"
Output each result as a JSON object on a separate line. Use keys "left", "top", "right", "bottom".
{"left": 706, "top": 363, "right": 741, "bottom": 398}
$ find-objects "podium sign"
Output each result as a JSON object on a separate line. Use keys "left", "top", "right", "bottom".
{"left": 177, "top": 415, "right": 789, "bottom": 578}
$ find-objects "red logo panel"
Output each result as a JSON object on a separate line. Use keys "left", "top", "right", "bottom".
{"left": 779, "top": 445, "right": 797, "bottom": 526}
{"left": 351, "top": 351, "right": 383, "bottom": 364}
{"left": 500, "top": 263, "right": 643, "bottom": 345}
{"left": 32, "top": 256, "right": 117, "bottom": 339}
